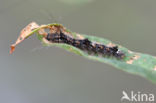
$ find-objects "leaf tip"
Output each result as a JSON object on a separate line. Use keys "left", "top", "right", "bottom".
{"left": 10, "top": 22, "right": 40, "bottom": 54}
{"left": 10, "top": 45, "right": 15, "bottom": 54}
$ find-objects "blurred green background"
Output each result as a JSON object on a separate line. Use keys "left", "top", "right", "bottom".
{"left": 0, "top": 0, "right": 156, "bottom": 103}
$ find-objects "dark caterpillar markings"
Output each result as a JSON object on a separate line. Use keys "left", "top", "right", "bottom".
{"left": 46, "top": 31, "right": 125, "bottom": 59}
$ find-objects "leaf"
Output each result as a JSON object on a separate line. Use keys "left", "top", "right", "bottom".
{"left": 10, "top": 22, "right": 156, "bottom": 83}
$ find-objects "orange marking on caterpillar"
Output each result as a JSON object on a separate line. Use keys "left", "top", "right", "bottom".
{"left": 107, "top": 42, "right": 116, "bottom": 47}
{"left": 76, "top": 34, "right": 84, "bottom": 39}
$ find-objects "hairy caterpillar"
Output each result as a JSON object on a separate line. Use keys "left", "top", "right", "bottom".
{"left": 45, "top": 26, "right": 125, "bottom": 59}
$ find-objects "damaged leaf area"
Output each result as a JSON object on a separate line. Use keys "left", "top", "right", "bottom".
{"left": 10, "top": 22, "right": 39, "bottom": 54}
{"left": 10, "top": 22, "right": 156, "bottom": 83}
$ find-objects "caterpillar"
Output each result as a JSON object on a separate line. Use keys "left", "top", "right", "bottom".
{"left": 45, "top": 26, "right": 125, "bottom": 59}
{"left": 9, "top": 22, "right": 125, "bottom": 59}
